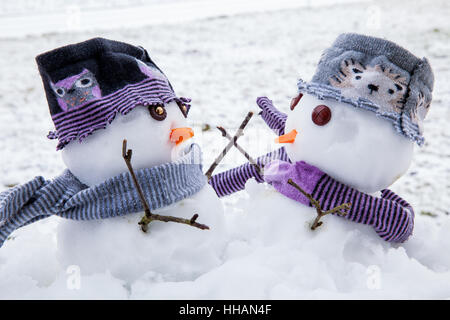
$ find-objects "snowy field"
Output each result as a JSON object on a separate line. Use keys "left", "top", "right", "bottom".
{"left": 0, "top": 0, "right": 449, "bottom": 299}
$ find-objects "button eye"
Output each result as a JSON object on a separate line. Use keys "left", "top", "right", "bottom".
{"left": 148, "top": 104, "right": 167, "bottom": 121}
{"left": 312, "top": 105, "right": 332, "bottom": 126}
{"left": 177, "top": 101, "right": 189, "bottom": 118}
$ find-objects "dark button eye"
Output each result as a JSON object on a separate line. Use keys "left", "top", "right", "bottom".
{"left": 290, "top": 93, "right": 303, "bottom": 111}
{"left": 312, "top": 105, "right": 332, "bottom": 126}
{"left": 148, "top": 104, "right": 167, "bottom": 121}
{"left": 177, "top": 101, "right": 189, "bottom": 118}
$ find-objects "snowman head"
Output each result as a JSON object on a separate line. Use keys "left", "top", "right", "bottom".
{"left": 275, "top": 33, "right": 434, "bottom": 193}
{"left": 61, "top": 102, "right": 193, "bottom": 186}
{"left": 282, "top": 93, "right": 414, "bottom": 193}
{"left": 37, "top": 38, "right": 195, "bottom": 186}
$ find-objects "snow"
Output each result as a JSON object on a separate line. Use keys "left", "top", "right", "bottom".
{"left": 284, "top": 93, "right": 414, "bottom": 193}
{"left": 57, "top": 185, "right": 226, "bottom": 284}
{"left": 0, "top": 0, "right": 450, "bottom": 299}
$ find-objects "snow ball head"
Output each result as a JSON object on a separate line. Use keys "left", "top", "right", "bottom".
{"left": 284, "top": 93, "right": 414, "bottom": 194}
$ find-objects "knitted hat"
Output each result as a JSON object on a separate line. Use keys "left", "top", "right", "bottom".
{"left": 297, "top": 33, "right": 434, "bottom": 146}
{"left": 36, "top": 37, "right": 191, "bottom": 150}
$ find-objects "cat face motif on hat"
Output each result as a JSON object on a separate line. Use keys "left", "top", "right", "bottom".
{"left": 329, "top": 59, "right": 408, "bottom": 114}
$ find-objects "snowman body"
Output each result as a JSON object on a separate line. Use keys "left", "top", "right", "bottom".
{"left": 57, "top": 102, "right": 225, "bottom": 283}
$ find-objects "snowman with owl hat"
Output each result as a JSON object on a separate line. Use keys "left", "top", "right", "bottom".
{"left": 210, "top": 33, "right": 434, "bottom": 243}
{"left": 0, "top": 38, "right": 225, "bottom": 283}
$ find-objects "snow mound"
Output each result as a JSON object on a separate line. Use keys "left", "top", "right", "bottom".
{"left": 139, "top": 181, "right": 450, "bottom": 299}
{"left": 57, "top": 185, "right": 226, "bottom": 285}
{"left": 131, "top": 180, "right": 450, "bottom": 299}
{"left": 1, "top": 180, "right": 450, "bottom": 299}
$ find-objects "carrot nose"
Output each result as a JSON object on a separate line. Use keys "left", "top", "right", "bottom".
{"left": 275, "top": 129, "right": 298, "bottom": 144}
{"left": 170, "top": 127, "right": 194, "bottom": 145}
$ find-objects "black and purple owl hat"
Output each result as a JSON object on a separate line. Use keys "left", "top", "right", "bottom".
{"left": 36, "top": 37, "right": 191, "bottom": 150}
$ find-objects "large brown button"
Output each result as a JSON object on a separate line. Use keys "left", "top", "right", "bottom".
{"left": 290, "top": 93, "right": 303, "bottom": 111}
{"left": 312, "top": 105, "right": 331, "bottom": 126}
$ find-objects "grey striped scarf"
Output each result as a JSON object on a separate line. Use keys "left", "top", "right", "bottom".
{"left": 0, "top": 143, "right": 206, "bottom": 247}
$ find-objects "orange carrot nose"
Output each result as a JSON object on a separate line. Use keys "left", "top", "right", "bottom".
{"left": 170, "top": 127, "right": 194, "bottom": 145}
{"left": 275, "top": 129, "right": 298, "bottom": 144}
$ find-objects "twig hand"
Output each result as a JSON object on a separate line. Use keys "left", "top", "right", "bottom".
{"left": 287, "top": 179, "right": 351, "bottom": 230}
{"left": 122, "top": 139, "right": 209, "bottom": 233}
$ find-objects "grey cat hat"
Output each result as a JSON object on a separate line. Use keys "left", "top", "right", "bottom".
{"left": 298, "top": 33, "right": 434, "bottom": 145}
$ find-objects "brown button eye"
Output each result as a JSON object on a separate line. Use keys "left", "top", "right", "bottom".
{"left": 177, "top": 101, "right": 189, "bottom": 118}
{"left": 312, "top": 105, "right": 331, "bottom": 126}
{"left": 290, "top": 93, "right": 303, "bottom": 111}
{"left": 148, "top": 104, "right": 167, "bottom": 121}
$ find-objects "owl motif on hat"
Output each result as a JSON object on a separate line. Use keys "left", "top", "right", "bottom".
{"left": 50, "top": 69, "right": 102, "bottom": 111}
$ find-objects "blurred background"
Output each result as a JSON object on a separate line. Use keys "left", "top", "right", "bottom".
{"left": 0, "top": 0, "right": 449, "bottom": 218}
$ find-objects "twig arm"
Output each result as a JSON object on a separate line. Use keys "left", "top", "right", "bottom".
{"left": 287, "top": 178, "right": 351, "bottom": 230}
{"left": 122, "top": 139, "right": 209, "bottom": 232}
{"left": 205, "top": 111, "right": 254, "bottom": 180}
{"left": 217, "top": 126, "right": 263, "bottom": 176}
{"left": 147, "top": 213, "right": 209, "bottom": 230}
{"left": 324, "top": 203, "right": 351, "bottom": 216}
{"left": 287, "top": 179, "right": 320, "bottom": 208}
{"left": 122, "top": 139, "right": 152, "bottom": 218}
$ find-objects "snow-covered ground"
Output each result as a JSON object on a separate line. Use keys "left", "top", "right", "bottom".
{"left": 0, "top": 0, "right": 449, "bottom": 299}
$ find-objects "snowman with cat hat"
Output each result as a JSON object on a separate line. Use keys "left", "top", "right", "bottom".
{"left": 209, "top": 33, "right": 434, "bottom": 243}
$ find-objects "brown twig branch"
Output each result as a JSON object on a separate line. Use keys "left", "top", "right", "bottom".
{"left": 216, "top": 126, "right": 263, "bottom": 177}
{"left": 122, "top": 139, "right": 152, "bottom": 220}
{"left": 122, "top": 139, "right": 209, "bottom": 232}
{"left": 205, "top": 111, "right": 254, "bottom": 180}
{"left": 287, "top": 179, "right": 351, "bottom": 230}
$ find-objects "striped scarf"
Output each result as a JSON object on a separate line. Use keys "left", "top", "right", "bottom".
{"left": 310, "top": 174, "right": 414, "bottom": 243}
{"left": 0, "top": 143, "right": 205, "bottom": 248}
